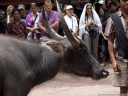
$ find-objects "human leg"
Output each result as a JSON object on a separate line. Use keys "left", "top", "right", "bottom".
{"left": 82, "top": 33, "right": 91, "bottom": 53}
{"left": 91, "top": 34, "right": 99, "bottom": 60}
{"left": 120, "top": 87, "right": 128, "bottom": 94}
{"left": 101, "top": 45, "right": 107, "bottom": 66}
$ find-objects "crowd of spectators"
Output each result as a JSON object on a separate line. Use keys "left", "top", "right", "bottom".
{"left": 0, "top": 0, "right": 119, "bottom": 66}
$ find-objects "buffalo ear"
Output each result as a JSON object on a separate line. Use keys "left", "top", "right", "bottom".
{"left": 45, "top": 40, "right": 63, "bottom": 54}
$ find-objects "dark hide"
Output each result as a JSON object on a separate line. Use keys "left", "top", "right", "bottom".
{"left": 41, "top": 37, "right": 109, "bottom": 80}
{"left": 0, "top": 35, "right": 62, "bottom": 96}
{"left": 0, "top": 34, "right": 109, "bottom": 96}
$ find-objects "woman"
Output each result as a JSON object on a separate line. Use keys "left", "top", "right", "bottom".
{"left": 25, "top": 3, "right": 42, "bottom": 40}
{"left": 6, "top": 9, "right": 27, "bottom": 38}
{"left": 6, "top": 5, "right": 14, "bottom": 23}
{"left": 79, "top": 3, "right": 102, "bottom": 59}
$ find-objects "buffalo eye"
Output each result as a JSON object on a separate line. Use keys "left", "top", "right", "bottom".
{"left": 78, "top": 44, "right": 88, "bottom": 55}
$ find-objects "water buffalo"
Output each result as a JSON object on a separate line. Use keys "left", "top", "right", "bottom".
{"left": 41, "top": 0, "right": 109, "bottom": 78}
{"left": 0, "top": 1, "right": 108, "bottom": 96}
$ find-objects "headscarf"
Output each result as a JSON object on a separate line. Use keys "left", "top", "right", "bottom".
{"left": 79, "top": 3, "right": 102, "bottom": 38}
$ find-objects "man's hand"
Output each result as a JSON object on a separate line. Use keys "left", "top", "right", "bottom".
{"left": 112, "top": 61, "right": 121, "bottom": 72}
{"left": 72, "top": 32, "right": 77, "bottom": 36}
{"left": 30, "top": 28, "right": 36, "bottom": 32}
{"left": 38, "top": 26, "right": 47, "bottom": 33}
{"left": 103, "top": 35, "right": 107, "bottom": 40}
{"left": 101, "top": 32, "right": 107, "bottom": 40}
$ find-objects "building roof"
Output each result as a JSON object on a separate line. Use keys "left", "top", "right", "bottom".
{"left": 0, "top": 0, "right": 43, "bottom": 5}
{"left": 0, "top": 0, "right": 90, "bottom": 5}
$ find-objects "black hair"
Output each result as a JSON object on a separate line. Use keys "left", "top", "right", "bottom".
{"left": 116, "top": 0, "right": 120, "bottom": 3}
{"left": 109, "top": 1, "right": 117, "bottom": 7}
{"left": 11, "top": 9, "right": 19, "bottom": 15}
{"left": 85, "top": 4, "right": 94, "bottom": 22}
{"left": 97, "top": 7, "right": 105, "bottom": 14}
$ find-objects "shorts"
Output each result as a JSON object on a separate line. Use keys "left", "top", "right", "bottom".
{"left": 112, "top": 60, "right": 128, "bottom": 87}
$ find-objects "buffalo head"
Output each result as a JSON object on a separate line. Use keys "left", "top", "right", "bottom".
{"left": 41, "top": 0, "right": 109, "bottom": 80}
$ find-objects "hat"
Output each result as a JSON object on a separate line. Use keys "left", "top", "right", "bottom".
{"left": 18, "top": 4, "right": 25, "bottom": 10}
{"left": 98, "top": 0, "right": 105, "bottom": 4}
{"left": 65, "top": 5, "right": 73, "bottom": 9}
{"left": 30, "top": 3, "right": 37, "bottom": 7}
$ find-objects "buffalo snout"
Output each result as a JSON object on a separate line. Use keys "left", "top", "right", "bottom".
{"left": 92, "top": 67, "right": 109, "bottom": 80}
{"left": 101, "top": 69, "right": 109, "bottom": 78}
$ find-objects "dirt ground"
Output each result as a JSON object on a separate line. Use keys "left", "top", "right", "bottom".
{"left": 28, "top": 67, "right": 120, "bottom": 96}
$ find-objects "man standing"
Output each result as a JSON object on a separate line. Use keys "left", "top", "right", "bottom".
{"left": 38, "top": 0, "right": 59, "bottom": 37}
{"left": 18, "top": 4, "right": 27, "bottom": 22}
{"left": 64, "top": 5, "right": 78, "bottom": 36}
{"left": 105, "top": 0, "right": 128, "bottom": 95}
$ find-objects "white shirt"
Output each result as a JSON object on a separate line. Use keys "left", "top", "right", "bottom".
{"left": 64, "top": 15, "right": 78, "bottom": 32}
{"left": 32, "top": 12, "right": 40, "bottom": 28}
{"left": 6, "top": 15, "right": 10, "bottom": 24}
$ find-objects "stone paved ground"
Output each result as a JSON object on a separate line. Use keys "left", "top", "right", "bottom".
{"left": 28, "top": 67, "right": 120, "bottom": 96}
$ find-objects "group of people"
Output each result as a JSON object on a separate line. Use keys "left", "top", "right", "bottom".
{"left": 65, "top": 0, "right": 117, "bottom": 63}
{"left": 0, "top": 0, "right": 128, "bottom": 94}
{"left": 0, "top": 0, "right": 113, "bottom": 60}
{"left": 5, "top": 0, "right": 60, "bottom": 40}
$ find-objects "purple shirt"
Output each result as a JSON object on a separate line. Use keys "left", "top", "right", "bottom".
{"left": 40, "top": 10, "right": 60, "bottom": 33}
{"left": 25, "top": 12, "right": 42, "bottom": 28}
{"left": 25, "top": 12, "right": 43, "bottom": 39}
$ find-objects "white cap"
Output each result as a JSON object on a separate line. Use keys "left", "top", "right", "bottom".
{"left": 65, "top": 5, "right": 73, "bottom": 9}
{"left": 98, "top": 0, "right": 105, "bottom": 4}
{"left": 18, "top": 4, "right": 25, "bottom": 9}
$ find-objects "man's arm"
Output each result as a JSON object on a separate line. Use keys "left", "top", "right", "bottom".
{"left": 107, "top": 37, "right": 116, "bottom": 64}
{"left": 73, "top": 17, "right": 78, "bottom": 36}
{"left": 108, "top": 37, "right": 120, "bottom": 72}
{"left": 72, "top": 26, "right": 78, "bottom": 36}
{"left": 50, "top": 21, "right": 59, "bottom": 29}
{"left": 51, "top": 12, "right": 59, "bottom": 29}
{"left": 38, "top": 22, "right": 47, "bottom": 33}
{"left": 105, "top": 17, "right": 120, "bottom": 72}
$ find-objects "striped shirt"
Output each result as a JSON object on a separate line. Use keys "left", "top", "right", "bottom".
{"left": 104, "top": 10, "right": 128, "bottom": 62}
{"left": 6, "top": 21, "right": 27, "bottom": 38}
